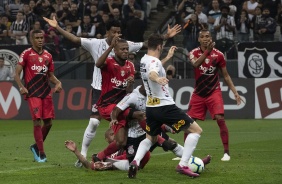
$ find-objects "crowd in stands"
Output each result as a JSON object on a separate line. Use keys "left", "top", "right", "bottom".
{"left": 0, "top": 0, "right": 282, "bottom": 61}
{"left": 177, "top": 0, "right": 282, "bottom": 54}
{"left": 0, "top": 0, "right": 161, "bottom": 61}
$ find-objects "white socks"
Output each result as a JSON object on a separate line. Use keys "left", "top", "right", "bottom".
{"left": 179, "top": 133, "right": 200, "bottom": 167}
{"left": 172, "top": 144, "right": 184, "bottom": 158}
{"left": 81, "top": 118, "right": 100, "bottom": 157}
{"left": 133, "top": 138, "right": 153, "bottom": 166}
{"left": 112, "top": 160, "right": 130, "bottom": 171}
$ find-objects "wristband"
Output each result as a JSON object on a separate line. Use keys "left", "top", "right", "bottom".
{"left": 204, "top": 50, "right": 209, "bottom": 57}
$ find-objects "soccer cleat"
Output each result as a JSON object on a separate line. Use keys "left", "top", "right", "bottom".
{"left": 92, "top": 154, "right": 101, "bottom": 162}
{"left": 128, "top": 160, "right": 138, "bottom": 179}
{"left": 74, "top": 160, "right": 83, "bottom": 168}
{"left": 202, "top": 155, "right": 211, "bottom": 166}
{"left": 176, "top": 165, "right": 200, "bottom": 178}
{"left": 221, "top": 153, "right": 230, "bottom": 161}
{"left": 38, "top": 153, "right": 47, "bottom": 162}
{"left": 30, "top": 144, "right": 40, "bottom": 161}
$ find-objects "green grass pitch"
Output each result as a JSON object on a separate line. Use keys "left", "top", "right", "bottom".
{"left": 0, "top": 119, "right": 282, "bottom": 184}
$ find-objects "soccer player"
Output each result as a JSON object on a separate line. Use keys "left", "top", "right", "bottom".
{"left": 128, "top": 33, "right": 203, "bottom": 179}
{"left": 14, "top": 29, "right": 62, "bottom": 163}
{"left": 186, "top": 29, "right": 243, "bottom": 161}
{"left": 43, "top": 16, "right": 182, "bottom": 167}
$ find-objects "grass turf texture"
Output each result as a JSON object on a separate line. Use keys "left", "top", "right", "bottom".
{"left": 0, "top": 119, "right": 282, "bottom": 184}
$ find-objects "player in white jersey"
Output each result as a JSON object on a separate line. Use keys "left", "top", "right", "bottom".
{"left": 128, "top": 33, "right": 203, "bottom": 179}
{"left": 43, "top": 17, "right": 182, "bottom": 167}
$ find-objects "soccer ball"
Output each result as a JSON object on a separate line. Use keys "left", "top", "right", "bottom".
{"left": 188, "top": 156, "right": 204, "bottom": 174}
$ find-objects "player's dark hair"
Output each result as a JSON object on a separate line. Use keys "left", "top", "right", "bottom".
{"left": 106, "top": 20, "right": 121, "bottom": 31}
{"left": 147, "top": 33, "right": 164, "bottom": 50}
{"left": 31, "top": 29, "right": 43, "bottom": 38}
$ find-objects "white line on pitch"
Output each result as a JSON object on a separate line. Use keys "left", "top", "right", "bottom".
{"left": 0, "top": 165, "right": 54, "bottom": 174}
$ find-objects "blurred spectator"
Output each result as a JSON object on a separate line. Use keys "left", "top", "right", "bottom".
{"left": 62, "top": 24, "right": 79, "bottom": 61}
{"left": 177, "top": 0, "right": 197, "bottom": 23}
{"left": 242, "top": 0, "right": 258, "bottom": 20}
{"left": 29, "top": 20, "right": 45, "bottom": 42}
{"left": 128, "top": 52, "right": 140, "bottom": 79}
{"left": 29, "top": 0, "right": 36, "bottom": 12}
{"left": 236, "top": 9, "right": 251, "bottom": 42}
{"left": 214, "top": 5, "right": 235, "bottom": 54}
{"left": 5, "top": 0, "right": 24, "bottom": 21}
{"left": 77, "top": 0, "right": 91, "bottom": 18}
{"left": 89, "top": 4, "right": 103, "bottom": 28}
{"left": 277, "top": 6, "right": 282, "bottom": 41}
{"left": 45, "top": 27, "right": 60, "bottom": 60}
{"left": 53, "top": 0, "right": 64, "bottom": 12}
{"left": 126, "top": 10, "right": 145, "bottom": 42}
{"left": 77, "top": 14, "right": 96, "bottom": 37}
{"left": 254, "top": 7, "right": 276, "bottom": 41}
{"left": 207, "top": 0, "right": 221, "bottom": 41}
{"left": 0, "top": 14, "right": 8, "bottom": 43}
{"left": 33, "top": 0, "right": 55, "bottom": 29}
{"left": 0, "top": 57, "right": 14, "bottom": 80}
{"left": 258, "top": 0, "right": 280, "bottom": 19}
{"left": 222, "top": 0, "right": 236, "bottom": 17}
{"left": 57, "top": 0, "right": 70, "bottom": 23}
{"left": 123, "top": 0, "right": 143, "bottom": 21}
{"left": 9, "top": 11, "right": 28, "bottom": 45}
{"left": 184, "top": 3, "right": 208, "bottom": 24}
{"left": 0, "top": 6, "right": 4, "bottom": 15}
{"left": 65, "top": 3, "right": 82, "bottom": 32}
{"left": 251, "top": 6, "right": 262, "bottom": 41}
{"left": 107, "top": 0, "right": 123, "bottom": 16}
{"left": 23, "top": 3, "right": 36, "bottom": 31}
{"left": 166, "top": 64, "right": 182, "bottom": 79}
{"left": 183, "top": 13, "right": 202, "bottom": 51}
{"left": 95, "top": 13, "right": 110, "bottom": 38}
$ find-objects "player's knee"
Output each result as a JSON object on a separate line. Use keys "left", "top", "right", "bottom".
{"left": 90, "top": 118, "right": 100, "bottom": 128}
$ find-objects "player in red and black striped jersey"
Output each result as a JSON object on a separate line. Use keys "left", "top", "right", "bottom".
{"left": 14, "top": 29, "right": 62, "bottom": 163}
{"left": 186, "top": 29, "right": 243, "bottom": 161}
{"left": 94, "top": 37, "right": 137, "bottom": 162}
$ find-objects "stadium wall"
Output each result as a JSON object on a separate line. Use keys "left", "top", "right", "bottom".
{"left": 1, "top": 78, "right": 281, "bottom": 120}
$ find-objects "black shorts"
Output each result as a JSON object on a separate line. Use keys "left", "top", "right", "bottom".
{"left": 146, "top": 104, "right": 194, "bottom": 136}
{"left": 126, "top": 134, "right": 146, "bottom": 163}
{"left": 90, "top": 88, "right": 101, "bottom": 116}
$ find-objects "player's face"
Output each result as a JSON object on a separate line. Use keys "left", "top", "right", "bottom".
{"left": 108, "top": 27, "right": 121, "bottom": 39}
{"left": 32, "top": 33, "right": 44, "bottom": 48}
{"left": 114, "top": 42, "right": 129, "bottom": 61}
{"left": 198, "top": 31, "right": 212, "bottom": 47}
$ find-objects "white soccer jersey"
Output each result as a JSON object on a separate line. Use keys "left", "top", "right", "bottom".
{"left": 116, "top": 85, "right": 146, "bottom": 138}
{"left": 81, "top": 38, "right": 143, "bottom": 90}
{"left": 140, "top": 54, "right": 175, "bottom": 107}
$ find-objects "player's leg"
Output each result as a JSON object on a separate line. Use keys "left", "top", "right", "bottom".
{"left": 163, "top": 104, "right": 202, "bottom": 177}
{"left": 27, "top": 97, "right": 45, "bottom": 162}
{"left": 76, "top": 88, "right": 101, "bottom": 167}
{"left": 185, "top": 93, "right": 207, "bottom": 142}
{"left": 207, "top": 90, "right": 230, "bottom": 161}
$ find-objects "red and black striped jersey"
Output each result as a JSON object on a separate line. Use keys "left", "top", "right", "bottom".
{"left": 18, "top": 48, "right": 54, "bottom": 98}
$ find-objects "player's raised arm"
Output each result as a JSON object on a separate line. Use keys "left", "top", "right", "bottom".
{"left": 161, "top": 46, "right": 177, "bottom": 65}
{"left": 142, "top": 24, "right": 182, "bottom": 48}
{"left": 43, "top": 16, "right": 81, "bottom": 45}
{"left": 96, "top": 35, "right": 119, "bottom": 68}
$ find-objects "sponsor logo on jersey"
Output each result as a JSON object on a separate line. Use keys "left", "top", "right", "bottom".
{"left": 111, "top": 77, "right": 127, "bottom": 87}
{"left": 38, "top": 57, "right": 43, "bottom": 63}
{"left": 31, "top": 64, "right": 48, "bottom": 73}
{"left": 172, "top": 119, "right": 185, "bottom": 131}
{"left": 121, "top": 70, "right": 125, "bottom": 77}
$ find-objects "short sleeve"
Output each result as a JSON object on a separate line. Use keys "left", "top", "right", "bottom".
{"left": 127, "top": 41, "right": 143, "bottom": 53}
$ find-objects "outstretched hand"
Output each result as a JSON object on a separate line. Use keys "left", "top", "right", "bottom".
{"left": 166, "top": 46, "right": 177, "bottom": 59}
{"left": 65, "top": 140, "right": 77, "bottom": 152}
{"left": 166, "top": 24, "right": 182, "bottom": 39}
{"left": 43, "top": 16, "right": 58, "bottom": 28}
